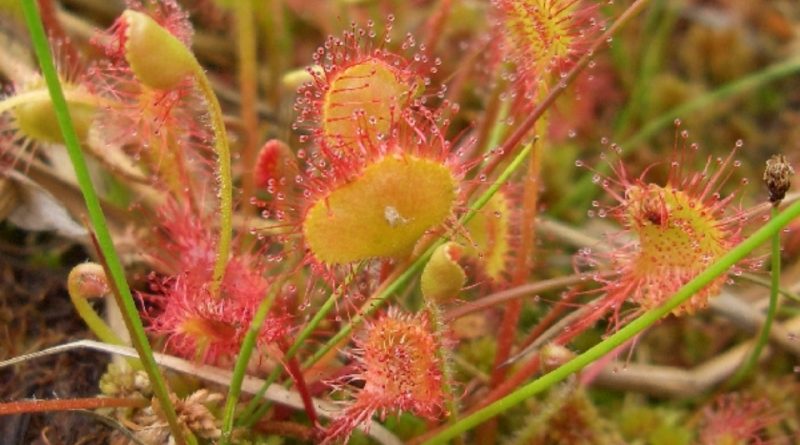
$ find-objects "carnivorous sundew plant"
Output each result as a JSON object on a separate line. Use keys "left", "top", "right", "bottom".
{"left": 567, "top": 128, "right": 757, "bottom": 339}
{"left": 3, "top": 0, "right": 800, "bottom": 444}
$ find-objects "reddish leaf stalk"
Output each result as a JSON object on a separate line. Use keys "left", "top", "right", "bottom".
{"left": 254, "top": 420, "right": 315, "bottom": 441}
{"left": 443, "top": 6, "right": 655, "bottom": 435}
{"left": 443, "top": 274, "right": 595, "bottom": 321}
{"left": 0, "top": 397, "right": 148, "bottom": 415}
{"left": 444, "top": 38, "right": 488, "bottom": 107}
{"left": 492, "top": 125, "right": 545, "bottom": 375}
{"left": 517, "top": 290, "right": 581, "bottom": 351}
{"left": 423, "top": 0, "right": 453, "bottom": 55}
{"left": 281, "top": 340, "right": 320, "bottom": 429}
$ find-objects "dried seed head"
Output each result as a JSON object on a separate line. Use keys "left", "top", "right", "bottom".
{"left": 175, "top": 389, "right": 224, "bottom": 440}
{"left": 763, "top": 154, "right": 794, "bottom": 204}
{"left": 146, "top": 390, "right": 223, "bottom": 442}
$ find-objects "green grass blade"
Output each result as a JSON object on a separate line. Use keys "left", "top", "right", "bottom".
{"left": 729, "top": 205, "right": 782, "bottom": 385}
{"left": 19, "top": 2, "right": 192, "bottom": 444}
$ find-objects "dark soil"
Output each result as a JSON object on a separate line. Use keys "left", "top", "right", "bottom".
{"left": 0, "top": 226, "right": 110, "bottom": 445}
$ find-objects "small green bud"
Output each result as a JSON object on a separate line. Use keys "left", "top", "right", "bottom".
{"left": 121, "top": 10, "right": 196, "bottom": 90}
{"left": 421, "top": 242, "right": 466, "bottom": 304}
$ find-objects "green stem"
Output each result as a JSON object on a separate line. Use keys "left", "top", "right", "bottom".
{"left": 729, "top": 205, "right": 782, "bottom": 385}
{"left": 192, "top": 71, "right": 233, "bottom": 299}
{"left": 219, "top": 272, "right": 290, "bottom": 445}
{"left": 67, "top": 285, "right": 125, "bottom": 347}
{"left": 19, "top": 2, "right": 191, "bottom": 445}
{"left": 68, "top": 287, "right": 143, "bottom": 371}
{"left": 485, "top": 97, "right": 510, "bottom": 151}
{"left": 476, "top": 77, "right": 510, "bottom": 154}
{"left": 422, "top": 199, "right": 800, "bottom": 444}
{"left": 554, "top": 56, "right": 800, "bottom": 215}
{"left": 301, "top": 144, "right": 534, "bottom": 371}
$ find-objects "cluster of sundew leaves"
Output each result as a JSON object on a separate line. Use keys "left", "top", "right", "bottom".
{"left": 3, "top": 0, "right": 800, "bottom": 444}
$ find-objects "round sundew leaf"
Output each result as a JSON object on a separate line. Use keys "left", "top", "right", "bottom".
{"left": 322, "top": 58, "right": 418, "bottom": 148}
{"left": 303, "top": 155, "right": 457, "bottom": 265}
{"left": 623, "top": 184, "right": 730, "bottom": 314}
